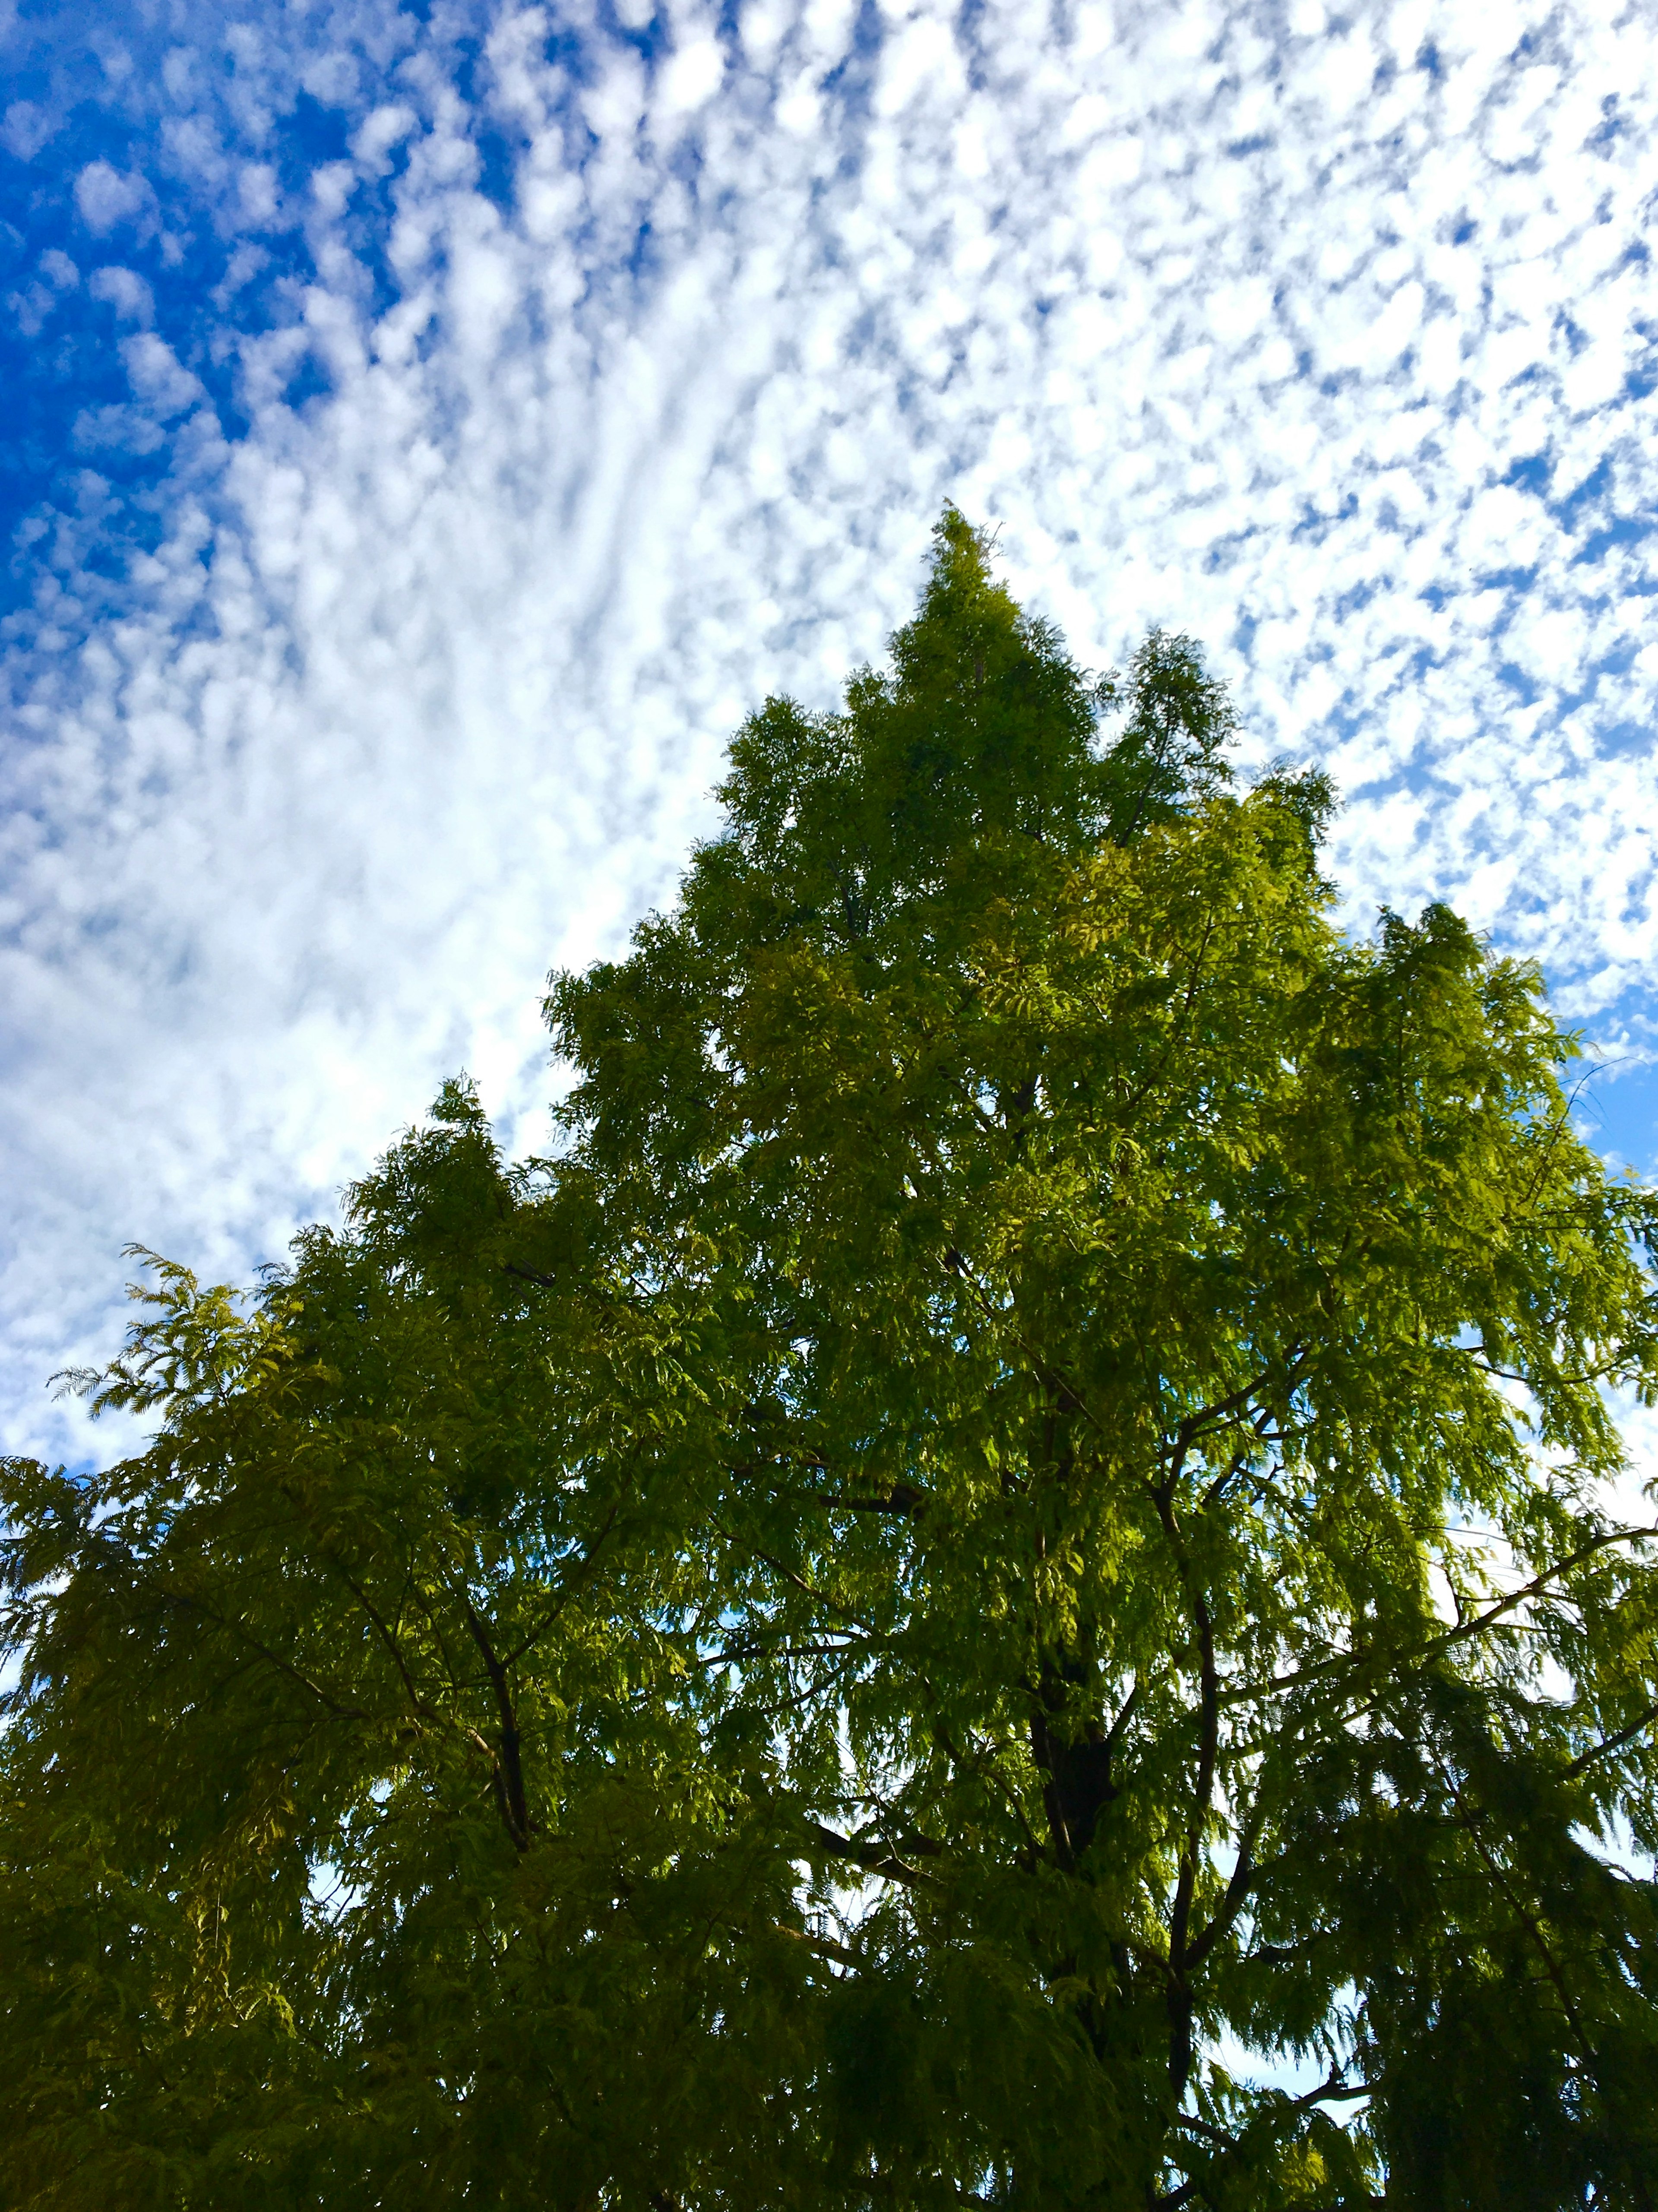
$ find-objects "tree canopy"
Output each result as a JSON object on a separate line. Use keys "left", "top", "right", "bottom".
{"left": 5, "top": 510, "right": 1658, "bottom": 2209}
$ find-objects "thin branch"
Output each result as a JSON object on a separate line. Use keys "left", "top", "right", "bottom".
{"left": 1153, "top": 1485, "right": 1219, "bottom": 2102}
{"left": 777, "top": 1923, "right": 857, "bottom": 1969}
{"left": 808, "top": 1821, "right": 940, "bottom": 1889}
{"left": 1564, "top": 1698, "right": 1658, "bottom": 1780}
{"left": 792, "top": 1484, "right": 930, "bottom": 1519}
{"left": 158, "top": 1587, "right": 365, "bottom": 1720}
{"left": 1157, "top": 2072, "right": 1377, "bottom": 2211}
{"left": 1185, "top": 1826, "right": 1257, "bottom": 1972}
{"left": 740, "top": 1459, "right": 930, "bottom": 1519}
{"left": 1472, "top": 1355, "right": 1626, "bottom": 1389}
{"left": 499, "top": 1499, "right": 623, "bottom": 1669}
{"left": 1171, "top": 1352, "right": 1308, "bottom": 1459}
{"left": 1440, "top": 1753, "right": 1588, "bottom": 2048}
{"left": 327, "top": 1559, "right": 433, "bottom": 1725}
{"left": 935, "top": 1715, "right": 1045, "bottom": 1861}
{"left": 713, "top": 1527, "right": 883, "bottom": 1636}
{"left": 458, "top": 1598, "right": 530, "bottom": 1849}
{"left": 1199, "top": 1442, "right": 1256, "bottom": 1514}
{"left": 1103, "top": 1676, "right": 1140, "bottom": 1759}
{"left": 689, "top": 1635, "right": 865, "bottom": 1671}
{"left": 1414, "top": 1527, "right": 1653, "bottom": 1668}
{"left": 1219, "top": 1524, "right": 1655, "bottom": 1710}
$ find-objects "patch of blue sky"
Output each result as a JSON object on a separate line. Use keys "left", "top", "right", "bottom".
{"left": 2, "top": 3, "right": 452, "bottom": 624}
{"left": 1572, "top": 997, "right": 1658, "bottom": 1181}
{"left": 0, "top": 0, "right": 912, "bottom": 642}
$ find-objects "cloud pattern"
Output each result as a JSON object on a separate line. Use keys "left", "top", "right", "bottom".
{"left": 3, "top": 0, "right": 1658, "bottom": 1460}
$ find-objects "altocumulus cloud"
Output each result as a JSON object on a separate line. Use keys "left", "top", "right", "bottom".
{"left": 3, "top": 0, "right": 1658, "bottom": 1462}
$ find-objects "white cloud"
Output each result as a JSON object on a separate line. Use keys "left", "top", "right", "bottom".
{"left": 237, "top": 161, "right": 281, "bottom": 226}
{"left": 6, "top": 0, "right": 1658, "bottom": 1463}
{"left": 119, "top": 332, "right": 206, "bottom": 418}
{"left": 656, "top": 34, "right": 725, "bottom": 123}
{"left": 2, "top": 98, "right": 54, "bottom": 162}
{"left": 873, "top": 11, "right": 962, "bottom": 117}
{"left": 88, "top": 264, "right": 155, "bottom": 322}
{"left": 70, "top": 402, "right": 168, "bottom": 454}
{"left": 73, "top": 158, "right": 152, "bottom": 235}
{"left": 351, "top": 102, "right": 417, "bottom": 173}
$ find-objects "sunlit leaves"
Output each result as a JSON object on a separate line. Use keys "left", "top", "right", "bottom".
{"left": 3, "top": 513, "right": 1657, "bottom": 2209}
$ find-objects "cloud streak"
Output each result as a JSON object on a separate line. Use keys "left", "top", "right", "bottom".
{"left": 3, "top": 0, "right": 1658, "bottom": 1459}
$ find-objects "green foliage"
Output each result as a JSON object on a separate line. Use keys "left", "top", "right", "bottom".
{"left": 5, "top": 510, "right": 1658, "bottom": 2209}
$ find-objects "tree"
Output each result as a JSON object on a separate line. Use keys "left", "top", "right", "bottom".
{"left": 4, "top": 509, "right": 1658, "bottom": 2209}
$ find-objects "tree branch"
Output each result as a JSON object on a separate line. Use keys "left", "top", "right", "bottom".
{"left": 1153, "top": 1487, "right": 1219, "bottom": 2102}
{"left": 157, "top": 1586, "right": 365, "bottom": 1721}
{"left": 499, "top": 1500, "right": 623, "bottom": 1669}
{"left": 778, "top": 1923, "right": 858, "bottom": 1969}
{"left": 1184, "top": 1825, "right": 1256, "bottom": 1972}
{"left": 1564, "top": 1698, "right": 1658, "bottom": 1780}
{"left": 328, "top": 1559, "right": 433, "bottom": 1725}
{"left": 1220, "top": 1525, "right": 1656, "bottom": 1711}
{"left": 808, "top": 1821, "right": 940, "bottom": 1888}
{"left": 458, "top": 1598, "right": 530, "bottom": 1849}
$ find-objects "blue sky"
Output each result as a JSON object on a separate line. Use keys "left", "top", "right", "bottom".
{"left": 4, "top": 0, "right": 1658, "bottom": 1462}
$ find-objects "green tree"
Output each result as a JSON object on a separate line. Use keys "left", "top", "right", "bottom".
{"left": 5, "top": 511, "right": 1658, "bottom": 2209}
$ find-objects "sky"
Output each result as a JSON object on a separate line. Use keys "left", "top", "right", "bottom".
{"left": 3, "top": 0, "right": 1658, "bottom": 1466}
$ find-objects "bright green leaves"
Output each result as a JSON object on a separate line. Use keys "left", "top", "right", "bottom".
{"left": 701, "top": 506, "right": 1104, "bottom": 951}
{"left": 5, "top": 515, "right": 1658, "bottom": 2209}
{"left": 1096, "top": 625, "right": 1238, "bottom": 844}
{"left": 538, "top": 517, "right": 1658, "bottom": 2206}
{"left": 51, "top": 1245, "right": 300, "bottom": 1421}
